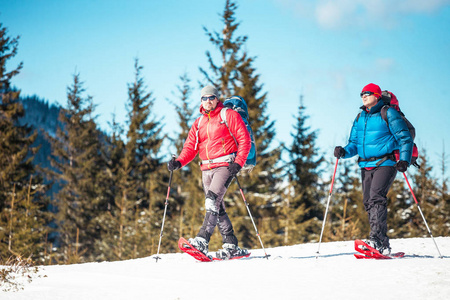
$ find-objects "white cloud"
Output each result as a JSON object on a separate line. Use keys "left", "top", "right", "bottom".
{"left": 375, "top": 58, "right": 396, "bottom": 72}
{"left": 398, "top": 0, "right": 450, "bottom": 13}
{"left": 329, "top": 71, "right": 348, "bottom": 90}
{"left": 315, "top": 0, "right": 350, "bottom": 29}
{"left": 274, "top": 0, "right": 315, "bottom": 18}
{"left": 274, "top": 0, "right": 450, "bottom": 29}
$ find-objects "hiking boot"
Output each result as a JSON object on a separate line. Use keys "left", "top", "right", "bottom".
{"left": 378, "top": 245, "right": 391, "bottom": 256}
{"left": 363, "top": 238, "right": 380, "bottom": 250}
{"left": 216, "top": 243, "right": 248, "bottom": 260}
{"left": 188, "top": 237, "right": 209, "bottom": 255}
{"left": 364, "top": 238, "right": 391, "bottom": 256}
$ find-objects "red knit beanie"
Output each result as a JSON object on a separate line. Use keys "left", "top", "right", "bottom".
{"left": 361, "top": 83, "right": 381, "bottom": 98}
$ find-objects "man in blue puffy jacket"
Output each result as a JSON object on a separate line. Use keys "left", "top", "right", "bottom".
{"left": 334, "top": 83, "right": 413, "bottom": 255}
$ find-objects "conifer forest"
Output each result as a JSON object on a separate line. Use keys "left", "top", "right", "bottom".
{"left": 1, "top": 1, "right": 449, "bottom": 266}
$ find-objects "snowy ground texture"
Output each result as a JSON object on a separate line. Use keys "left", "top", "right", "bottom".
{"left": 2, "top": 237, "right": 449, "bottom": 300}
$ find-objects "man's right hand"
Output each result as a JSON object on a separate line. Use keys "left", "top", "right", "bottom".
{"left": 334, "top": 146, "right": 345, "bottom": 159}
{"left": 167, "top": 160, "right": 181, "bottom": 172}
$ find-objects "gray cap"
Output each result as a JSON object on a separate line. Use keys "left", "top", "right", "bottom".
{"left": 201, "top": 85, "right": 219, "bottom": 98}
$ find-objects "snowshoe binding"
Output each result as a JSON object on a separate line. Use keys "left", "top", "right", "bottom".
{"left": 216, "top": 243, "right": 249, "bottom": 260}
{"left": 354, "top": 239, "right": 404, "bottom": 259}
{"left": 363, "top": 239, "right": 391, "bottom": 256}
{"left": 188, "top": 237, "right": 209, "bottom": 256}
{"left": 178, "top": 237, "right": 213, "bottom": 262}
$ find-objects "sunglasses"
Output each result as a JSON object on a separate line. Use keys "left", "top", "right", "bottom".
{"left": 360, "top": 91, "right": 374, "bottom": 98}
{"left": 201, "top": 95, "right": 217, "bottom": 101}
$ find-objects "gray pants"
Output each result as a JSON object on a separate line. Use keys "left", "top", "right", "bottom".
{"left": 197, "top": 167, "right": 238, "bottom": 245}
{"left": 361, "top": 166, "right": 397, "bottom": 248}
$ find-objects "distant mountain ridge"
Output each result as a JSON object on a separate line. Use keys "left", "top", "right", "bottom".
{"left": 18, "top": 95, "right": 61, "bottom": 172}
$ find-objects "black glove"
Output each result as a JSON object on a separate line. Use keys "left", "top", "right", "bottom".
{"left": 227, "top": 162, "right": 242, "bottom": 177}
{"left": 396, "top": 160, "right": 409, "bottom": 173}
{"left": 167, "top": 159, "right": 181, "bottom": 172}
{"left": 334, "top": 146, "right": 346, "bottom": 159}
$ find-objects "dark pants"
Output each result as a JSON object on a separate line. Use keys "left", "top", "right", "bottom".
{"left": 197, "top": 167, "right": 238, "bottom": 245}
{"left": 361, "top": 166, "right": 397, "bottom": 248}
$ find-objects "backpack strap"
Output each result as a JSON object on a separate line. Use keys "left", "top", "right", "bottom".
{"left": 220, "top": 107, "right": 238, "bottom": 147}
{"left": 194, "top": 115, "right": 205, "bottom": 150}
{"left": 220, "top": 107, "right": 228, "bottom": 127}
{"left": 380, "top": 105, "right": 389, "bottom": 127}
{"left": 380, "top": 104, "right": 410, "bottom": 130}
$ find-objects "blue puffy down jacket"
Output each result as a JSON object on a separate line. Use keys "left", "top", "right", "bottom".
{"left": 343, "top": 100, "right": 413, "bottom": 168}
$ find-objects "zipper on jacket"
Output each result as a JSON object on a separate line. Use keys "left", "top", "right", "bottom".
{"left": 222, "top": 138, "right": 226, "bottom": 154}
{"left": 363, "top": 113, "right": 368, "bottom": 159}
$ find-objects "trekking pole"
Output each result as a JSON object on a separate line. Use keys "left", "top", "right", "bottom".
{"left": 154, "top": 155, "right": 176, "bottom": 262}
{"left": 403, "top": 172, "right": 443, "bottom": 259}
{"left": 316, "top": 158, "right": 339, "bottom": 258}
{"left": 234, "top": 176, "right": 270, "bottom": 259}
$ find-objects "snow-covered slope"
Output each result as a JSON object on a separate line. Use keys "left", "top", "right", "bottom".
{"left": 3, "top": 237, "right": 449, "bottom": 300}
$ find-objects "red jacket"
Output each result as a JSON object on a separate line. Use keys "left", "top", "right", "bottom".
{"left": 177, "top": 102, "right": 251, "bottom": 171}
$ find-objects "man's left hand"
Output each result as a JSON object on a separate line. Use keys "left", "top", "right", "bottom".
{"left": 227, "top": 162, "right": 242, "bottom": 177}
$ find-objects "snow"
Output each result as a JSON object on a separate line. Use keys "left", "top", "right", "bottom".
{"left": 3, "top": 237, "right": 449, "bottom": 300}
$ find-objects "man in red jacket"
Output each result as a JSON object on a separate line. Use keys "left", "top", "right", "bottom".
{"left": 168, "top": 85, "right": 252, "bottom": 259}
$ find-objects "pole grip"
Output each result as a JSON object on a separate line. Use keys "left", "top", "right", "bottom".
{"left": 167, "top": 154, "right": 177, "bottom": 189}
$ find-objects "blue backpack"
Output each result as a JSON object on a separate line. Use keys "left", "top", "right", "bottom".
{"left": 221, "top": 96, "right": 257, "bottom": 172}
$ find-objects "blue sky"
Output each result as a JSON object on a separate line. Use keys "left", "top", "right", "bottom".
{"left": 2, "top": 0, "right": 450, "bottom": 179}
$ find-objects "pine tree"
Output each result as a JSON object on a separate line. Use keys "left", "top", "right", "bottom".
{"left": 93, "top": 114, "right": 125, "bottom": 261}
{"left": 200, "top": 0, "right": 284, "bottom": 249}
{"left": 107, "top": 59, "right": 166, "bottom": 260}
{"left": 326, "top": 158, "right": 365, "bottom": 242}
{"left": 408, "top": 148, "right": 450, "bottom": 237}
{"left": 168, "top": 74, "right": 204, "bottom": 241}
{"left": 0, "top": 24, "right": 48, "bottom": 260}
{"left": 48, "top": 73, "right": 106, "bottom": 263}
{"left": 284, "top": 97, "right": 325, "bottom": 244}
{"left": 408, "top": 150, "right": 440, "bottom": 237}
{"left": 200, "top": 0, "right": 246, "bottom": 98}
{"left": 233, "top": 51, "right": 285, "bottom": 248}
{"left": 435, "top": 146, "right": 450, "bottom": 236}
